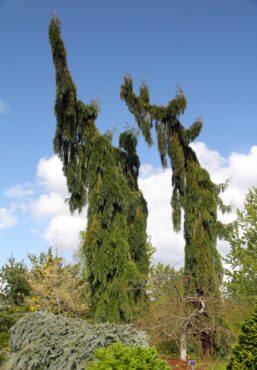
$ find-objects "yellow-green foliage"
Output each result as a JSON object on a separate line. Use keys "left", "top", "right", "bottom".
{"left": 49, "top": 16, "right": 149, "bottom": 323}
{"left": 26, "top": 248, "right": 89, "bottom": 317}
{"left": 86, "top": 341, "right": 170, "bottom": 370}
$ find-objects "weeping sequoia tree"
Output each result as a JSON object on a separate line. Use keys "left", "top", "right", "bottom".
{"left": 120, "top": 77, "right": 230, "bottom": 356}
{"left": 49, "top": 16, "right": 149, "bottom": 323}
{"left": 49, "top": 15, "right": 229, "bottom": 354}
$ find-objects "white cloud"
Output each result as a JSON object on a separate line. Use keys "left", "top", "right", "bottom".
{"left": 5, "top": 145, "right": 257, "bottom": 263}
{"left": 29, "top": 155, "right": 87, "bottom": 251}
{"left": 5, "top": 184, "right": 34, "bottom": 199}
{"left": 192, "top": 142, "right": 257, "bottom": 212}
{"left": 37, "top": 155, "right": 67, "bottom": 195}
{"left": 139, "top": 169, "right": 184, "bottom": 266}
{"left": 139, "top": 143, "right": 257, "bottom": 264}
{"left": 0, "top": 100, "right": 9, "bottom": 114}
{"left": 0, "top": 208, "right": 17, "bottom": 229}
{"left": 43, "top": 213, "right": 86, "bottom": 251}
{"left": 30, "top": 192, "right": 69, "bottom": 220}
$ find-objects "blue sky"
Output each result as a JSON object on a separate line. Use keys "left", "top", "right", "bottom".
{"left": 0, "top": 0, "right": 257, "bottom": 267}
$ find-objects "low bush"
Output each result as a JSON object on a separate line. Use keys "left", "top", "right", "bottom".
{"left": 86, "top": 341, "right": 170, "bottom": 369}
{"left": 6, "top": 311, "right": 148, "bottom": 369}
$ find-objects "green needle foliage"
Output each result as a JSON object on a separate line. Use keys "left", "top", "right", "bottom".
{"left": 227, "top": 303, "right": 257, "bottom": 370}
{"left": 48, "top": 16, "right": 149, "bottom": 323}
{"left": 0, "top": 256, "right": 31, "bottom": 305}
{"left": 120, "top": 76, "right": 229, "bottom": 353}
{"left": 224, "top": 187, "right": 257, "bottom": 310}
{"left": 120, "top": 76, "right": 228, "bottom": 298}
{"left": 6, "top": 311, "right": 149, "bottom": 370}
{"left": 87, "top": 341, "right": 170, "bottom": 370}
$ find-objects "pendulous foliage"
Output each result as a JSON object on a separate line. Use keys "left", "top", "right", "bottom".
{"left": 49, "top": 16, "right": 149, "bottom": 323}
{"left": 120, "top": 76, "right": 229, "bottom": 298}
{"left": 120, "top": 76, "right": 230, "bottom": 355}
{"left": 6, "top": 311, "right": 148, "bottom": 370}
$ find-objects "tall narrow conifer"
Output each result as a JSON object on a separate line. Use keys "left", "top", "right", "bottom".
{"left": 48, "top": 16, "right": 149, "bottom": 323}
{"left": 120, "top": 76, "right": 229, "bottom": 354}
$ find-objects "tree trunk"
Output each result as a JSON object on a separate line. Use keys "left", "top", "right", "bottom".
{"left": 180, "top": 332, "right": 187, "bottom": 361}
{"left": 200, "top": 331, "right": 211, "bottom": 359}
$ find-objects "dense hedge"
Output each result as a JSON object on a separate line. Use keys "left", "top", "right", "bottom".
{"left": 6, "top": 311, "right": 148, "bottom": 369}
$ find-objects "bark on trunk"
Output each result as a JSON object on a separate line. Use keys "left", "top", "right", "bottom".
{"left": 200, "top": 331, "right": 211, "bottom": 359}
{"left": 180, "top": 332, "right": 187, "bottom": 361}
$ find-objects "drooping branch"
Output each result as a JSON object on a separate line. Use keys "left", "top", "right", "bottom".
{"left": 48, "top": 17, "right": 150, "bottom": 323}
{"left": 121, "top": 75, "right": 229, "bottom": 299}
{"left": 49, "top": 16, "right": 99, "bottom": 212}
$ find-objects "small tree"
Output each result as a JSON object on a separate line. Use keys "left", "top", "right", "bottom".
{"left": 0, "top": 257, "right": 31, "bottom": 305}
{"left": 26, "top": 248, "right": 89, "bottom": 318}
{"left": 224, "top": 187, "right": 257, "bottom": 310}
{"left": 227, "top": 303, "right": 257, "bottom": 370}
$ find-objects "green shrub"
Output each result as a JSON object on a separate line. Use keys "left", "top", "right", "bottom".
{"left": 0, "top": 305, "right": 28, "bottom": 351}
{"left": 6, "top": 311, "right": 148, "bottom": 369}
{"left": 0, "top": 351, "right": 8, "bottom": 366}
{"left": 0, "top": 305, "right": 28, "bottom": 367}
{"left": 227, "top": 304, "right": 257, "bottom": 370}
{"left": 86, "top": 341, "right": 170, "bottom": 369}
{"left": 157, "top": 340, "right": 180, "bottom": 357}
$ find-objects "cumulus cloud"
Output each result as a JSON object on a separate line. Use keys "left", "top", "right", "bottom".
{"left": 29, "top": 155, "right": 87, "bottom": 251}
{"left": 36, "top": 156, "right": 67, "bottom": 196}
{"left": 43, "top": 213, "right": 86, "bottom": 251}
{"left": 0, "top": 100, "right": 9, "bottom": 114}
{"left": 139, "top": 143, "right": 257, "bottom": 264}
{"left": 5, "top": 144, "right": 257, "bottom": 262}
{"left": 30, "top": 192, "right": 70, "bottom": 220}
{"left": 5, "top": 184, "right": 34, "bottom": 199}
{"left": 139, "top": 168, "right": 184, "bottom": 265}
{"left": 32, "top": 145, "right": 257, "bottom": 260}
{"left": 0, "top": 208, "right": 17, "bottom": 229}
{"left": 192, "top": 143, "right": 257, "bottom": 212}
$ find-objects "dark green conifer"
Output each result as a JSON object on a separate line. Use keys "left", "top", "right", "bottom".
{"left": 120, "top": 76, "right": 229, "bottom": 354}
{"left": 48, "top": 17, "right": 149, "bottom": 323}
{"left": 227, "top": 303, "right": 257, "bottom": 370}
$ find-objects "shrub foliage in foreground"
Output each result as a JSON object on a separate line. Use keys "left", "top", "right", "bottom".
{"left": 227, "top": 304, "right": 257, "bottom": 370}
{"left": 6, "top": 311, "right": 148, "bottom": 370}
{"left": 0, "top": 305, "right": 28, "bottom": 366}
{"left": 86, "top": 341, "right": 170, "bottom": 370}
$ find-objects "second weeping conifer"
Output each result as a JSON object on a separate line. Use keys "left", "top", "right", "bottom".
{"left": 120, "top": 75, "right": 230, "bottom": 355}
